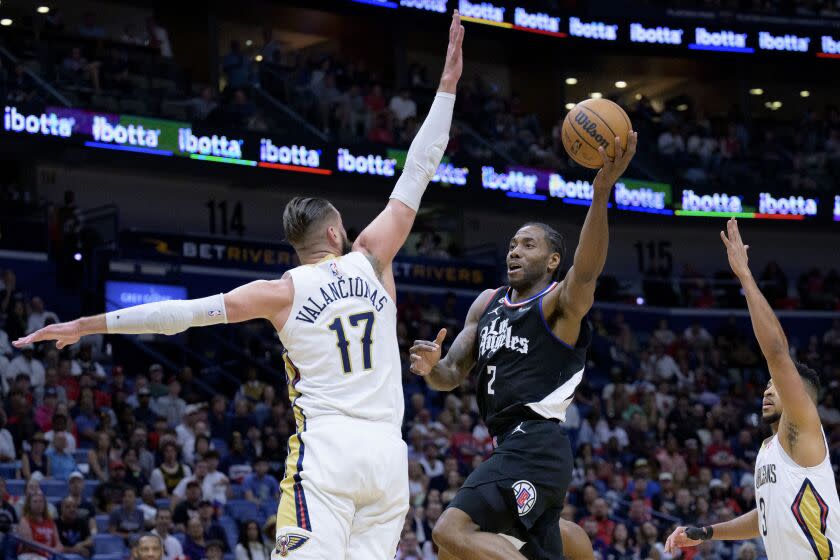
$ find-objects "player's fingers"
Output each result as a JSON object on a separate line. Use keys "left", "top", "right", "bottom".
{"left": 410, "top": 343, "right": 437, "bottom": 353}
{"left": 434, "top": 328, "right": 447, "bottom": 345}
{"left": 597, "top": 146, "right": 609, "bottom": 168}
{"left": 614, "top": 136, "right": 623, "bottom": 161}
{"left": 628, "top": 131, "right": 638, "bottom": 155}
{"left": 720, "top": 230, "right": 730, "bottom": 247}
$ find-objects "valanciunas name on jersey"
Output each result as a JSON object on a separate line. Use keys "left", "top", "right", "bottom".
{"left": 295, "top": 276, "right": 388, "bottom": 324}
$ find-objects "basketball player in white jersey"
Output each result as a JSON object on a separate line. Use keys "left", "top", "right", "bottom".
{"left": 665, "top": 218, "right": 840, "bottom": 560}
{"left": 15, "top": 12, "right": 465, "bottom": 559}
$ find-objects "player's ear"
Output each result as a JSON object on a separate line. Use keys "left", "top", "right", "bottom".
{"left": 548, "top": 252, "right": 561, "bottom": 275}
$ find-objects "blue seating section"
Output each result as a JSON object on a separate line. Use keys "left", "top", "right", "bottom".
{"left": 225, "top": 499, "right": 259, "bottom": 521}
{"left": 93, "top": 534, "right": 127, "bottom": 555}
{"left": 95, "top": 513, "right": 110, "bottom": 534}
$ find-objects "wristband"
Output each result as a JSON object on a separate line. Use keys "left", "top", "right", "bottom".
{"left": 685, "top": 526, "right": 713, "bottom": 541}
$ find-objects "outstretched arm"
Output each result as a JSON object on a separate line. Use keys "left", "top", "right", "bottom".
{"left": 353, "top": 11, "right": 463, "bottom": 276}
{"left": 664, "top": 509, "right": 759, "bottom": 553}
{"left": 409, "top": 289, "right": 494, "bottom": 391}
{"left": 721, "top": 218, "right": 820, "bottom": 430}
{"left": 546, "top": 133, "right": 637, "bottom": 337}
{"left": 13, "top": 278, "right": 292, "bottom": 350}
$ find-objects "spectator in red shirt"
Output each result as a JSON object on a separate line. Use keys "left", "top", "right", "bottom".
{"left": 704, "top": 428, "right": 736, "bottom": 469}
{"left": 579, "top": 498, "right": 616, "bottom": 546}
{"left": 364, "top": 83, "right": 386, "bottom": 113}
{"left": 57, "top": 359, "right": 79, "bottom": 404}
{"left": 34, "top": 389, "right": 59, "bottom": 432}
{"left": 449, "top": 413, "right": 480, "bottom": 469}
{"left": 367, "top": 112, "right": 394, "bottom": 145}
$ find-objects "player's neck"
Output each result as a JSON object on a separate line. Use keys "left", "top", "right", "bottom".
{"left": 771, "top": 421, "right": 780, "bottom": 434}
{"left": 509, "top": 278, "right": 553, "bottom": 303}
{"left": 299, "top": 247, "right": 341, "bottom": 265}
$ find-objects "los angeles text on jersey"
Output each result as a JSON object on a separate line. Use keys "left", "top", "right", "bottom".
{"left": 478, "top": 316, "right": 530, "bottom": 357}
{"left": 755, "top": 463, "right": 776, "bottom": 489}
{"left": 295, "top": 276, "right": 388, "bottom": 324}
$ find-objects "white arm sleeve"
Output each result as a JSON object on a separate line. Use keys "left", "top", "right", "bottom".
{"left": 389, "top": 91, "right": 456, "bottom": 211}
{"left": 105, "top": 293, "right": 228, "bottom": 335}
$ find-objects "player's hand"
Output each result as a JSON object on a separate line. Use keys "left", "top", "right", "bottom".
{"left": 409, "top": 328, "right": 447, "bottom": 376}
{"left": 438, "top": 10, "right": 464, "bottom": 94}
{"left": 664, "top": 527, "right": 702, "bottom": 554}
{"left": 720, "top": 217, "right": 751, "bottom": 279}
{"left": 594, "top": 130, "right": 637, "bottom": 193}
{"left": 13, "top": 320, "right": 82, "bottom": 350}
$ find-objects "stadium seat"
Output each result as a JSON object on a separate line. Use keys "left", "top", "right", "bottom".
{"left": 91, "top": 554, "right": 124, "bottom": 560}
{"left": 41, "top": 480, "right": 66, "bottom": 498}
{"left": 0, "top": 463, "right": 17, "bottom": 479}
{"left": 230, "top": 483, "right": 244, "bottom": 499}
{"left": 83, "top": 480, "right": 98, "bottom": 499}
{"left": 173, "top": 532, "right": 186, "bottom": 546}
{"left": 217, "top": 515, "right": 238, "bottom": 551}
{"left": 95, "top": 514, "right": 110, "bottom": 534}
{"left": 156, "top": 498, "right": 171, "bottom": 510}
{"left": 225, "top": 499, "right": 259, "bottom": 521}
{"left": 223, "top": 554, "right": 235, "bottom": 560}
{"left": 94, "top": 534, "right": 127, "bottom": 555}
{"left": 5, "top": 479, "right": 24, "bottom": 496}
{"left": 74, "top": 450, "right": 89, "bottom": 462}
{"left": 211, "top": 438, "right": 229, "bottom": 457}
{"left": 59, "top": 554, "right": 87, "bottom": 560}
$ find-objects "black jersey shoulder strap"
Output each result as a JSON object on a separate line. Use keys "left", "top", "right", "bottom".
{"left": 480, "top": 286, "right": 507, "bottom": 314}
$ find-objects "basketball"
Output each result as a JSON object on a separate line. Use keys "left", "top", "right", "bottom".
{"left": 561, "top": 98, "right": 632, "bottom": 169}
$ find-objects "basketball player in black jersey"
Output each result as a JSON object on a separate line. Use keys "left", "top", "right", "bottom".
{"left": 410, "top": 132, "right": 637, "bottom": 560}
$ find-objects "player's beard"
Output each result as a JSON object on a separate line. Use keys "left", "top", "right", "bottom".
{"left": 340, "top": 231, "right": 352, "bottom": 255}
{"left": 761, "top": 410, "right": 782, "bottom": 425}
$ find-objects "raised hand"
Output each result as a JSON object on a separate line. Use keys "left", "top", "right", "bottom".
{"left": 720, "top": 217, "right": 751, "bottom": 279}
{"left": 664, "top": 526, "right": 702, "bottom": 554}
{"left": 409, "top": 328, "right": 447, "bottom": 376}
{"left": 13, "top": 320, "right": 82, "bottom": 350}
{"left": 438, "top": 10, "right": 465, "bottom": 94}
{"left": 594, "top": 131, "right": 638, "bottom": 192}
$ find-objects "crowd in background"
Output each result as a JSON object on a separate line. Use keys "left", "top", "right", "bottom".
{"left": 3, "top": 5, "right": 840, "bottom": 201}
{"left": 2, "top": 265, "right": 840, "bottom": 560}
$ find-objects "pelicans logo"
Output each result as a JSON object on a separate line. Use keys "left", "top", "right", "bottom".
{"left": 275, "top": 533, "right": 310, "bottom": 557}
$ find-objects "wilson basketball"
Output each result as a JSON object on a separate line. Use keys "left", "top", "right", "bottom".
{"left": 561, "top": 98, "right": 632, "bottom": 169}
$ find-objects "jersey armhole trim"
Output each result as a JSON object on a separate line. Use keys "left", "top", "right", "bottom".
{"left": 481, "top": 288, "right": 504, "bottom": 314}
{"left": 538, "top": 295, "right": 577, "bottom": 350}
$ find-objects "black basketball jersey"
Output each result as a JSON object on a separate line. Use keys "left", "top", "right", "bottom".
{"left": 474, "top": 282, "right": 591, "bottom": 437}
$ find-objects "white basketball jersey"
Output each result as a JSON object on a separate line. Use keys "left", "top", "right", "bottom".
{"left": 277, "top": 252, "right": 404, "bottom": 427}
{"left": 754, "top": 430, "right": 840, "bottom": 560}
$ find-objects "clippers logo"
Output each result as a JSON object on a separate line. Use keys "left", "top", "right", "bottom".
{"left": 276, "top": 533, "right": 310, "bottom": 556}
{"left": 207, "top": 309, "right": 223, "bottom": 317}
{"left": 512, "top": 480, "right": 537, "bottom": 516}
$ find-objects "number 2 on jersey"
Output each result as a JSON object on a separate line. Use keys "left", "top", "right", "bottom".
{"left": 328, "top": 311, "right": 374, "bottom": 374}
{"left": 487, "top": 365, "right": 497, "bottom": 395}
